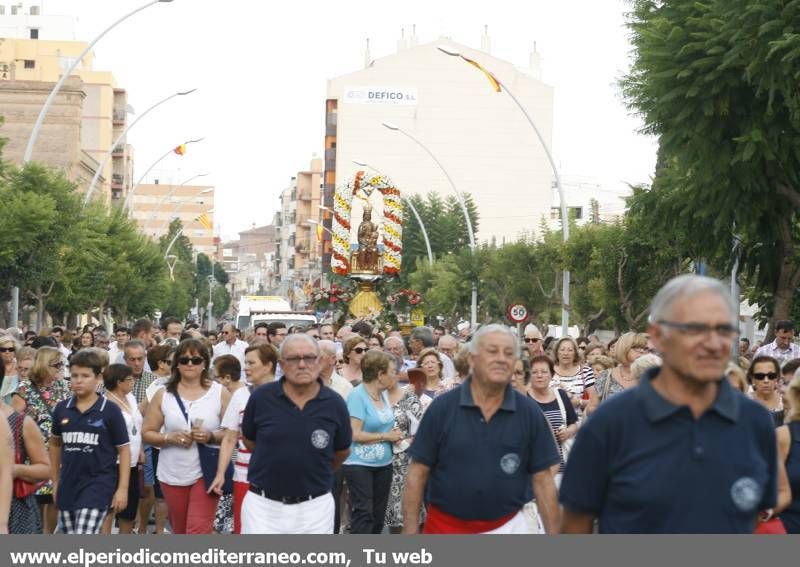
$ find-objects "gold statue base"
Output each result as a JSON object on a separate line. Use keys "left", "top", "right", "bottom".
{"left": 349, "top": 281, "right": 383, "bottom": 318}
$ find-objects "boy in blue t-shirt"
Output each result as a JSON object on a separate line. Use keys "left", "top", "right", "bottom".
{"left": 50, "top": 350, "right": 130, "bottom": 534}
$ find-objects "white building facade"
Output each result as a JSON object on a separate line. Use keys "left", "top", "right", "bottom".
{"left": 325, "top": 37, "right": 555, "bottom": 245}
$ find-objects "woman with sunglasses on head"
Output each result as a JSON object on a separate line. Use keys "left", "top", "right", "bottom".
{"left": 747, "top": 356, "right": 785, "bottom": 428}
{"left": 553, "top": 337, "right": 599, "bottom": 416}
{"left": 0, "top": 336, "right": 21, "bottom": 404}
{"left": 10, "top": 346, "right": 70, "bottom": 534}
{"left": 142, "top": 339, "right": 230, "bottom": 534}
{"left": 593, "top": 332, "right": 650, "bottom": 404}
{"left": 342, "top": 336, "right": 367, "bottom": 387}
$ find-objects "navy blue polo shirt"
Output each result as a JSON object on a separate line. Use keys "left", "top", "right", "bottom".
{"left": 559, "top": 367, "right": 778, "bottom": 533}
{"left": 409, "top": 377, "right": 559, "bottom": 521}
{"left": 51, "top": 395, "right": 129, "bottom": 512}
{"left": 241, "top": 378, "right": 352, "bottom": 497}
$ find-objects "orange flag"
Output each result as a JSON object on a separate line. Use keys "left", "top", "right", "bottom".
{"left": 196, "top": 212, "right": 212, "bottom": 230}
{"left": 174, "top": 144, "right": 187, "bottom": 155}
{"left": 463, "top": 57, "right": 502, "bottom": 92}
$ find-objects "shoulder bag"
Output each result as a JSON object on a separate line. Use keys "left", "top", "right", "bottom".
{"left": 12, "top": 413, "right": 45, "bottom": 499}
{"left": 172, "top": 391, "right": 233, "bottom": 495}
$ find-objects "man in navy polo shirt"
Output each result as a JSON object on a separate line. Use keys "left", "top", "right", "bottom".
{"left": 50, "top": 350, "right": 130, "bottom": 534}
{"left": 240, "top": 333, "right": 352, "bottom": 534}
{"left": 560, "top": 275, "right": 778, "bottom": 533}
{"left": 403, "top": 324, "right": 561, "bottom": 534}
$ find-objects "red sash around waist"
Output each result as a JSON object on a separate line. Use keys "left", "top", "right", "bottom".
{"left": 422, "top": 503, "right": 518, "bottom": 534}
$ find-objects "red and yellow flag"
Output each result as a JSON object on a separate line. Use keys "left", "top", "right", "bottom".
{"left": 463, "top": 57, "right": 502, "bottom": 92}
{"left": 196, "top": 212, "right": 212, "bottom": 230}
{"left": 174, "top": 144, "right": 187, "bottom": 155}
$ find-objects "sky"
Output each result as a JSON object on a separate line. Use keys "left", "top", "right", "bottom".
{"left": 45, "top": 0, "right": 657, "bottom": 241}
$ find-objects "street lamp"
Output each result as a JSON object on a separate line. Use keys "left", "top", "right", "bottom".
{"left": 382, "top": 121, "right": 478, "bottom": 327}
{"left": 83, "top": 88, "right": 197, "bottom": 207}
{"left": 352, "top": 159, "right": 434, "bottom": 266}
{"left": 23, "top": 0, "right": 176, "bottom": 163}
{"left": 123, "top": 137, "right": 205, "bottom": 212}
{"left": 436, "top": 45, "right": 571, "bottom": 336}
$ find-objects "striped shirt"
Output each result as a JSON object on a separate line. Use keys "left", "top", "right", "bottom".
{"left": 530, "top": 389, "right": 578, "bottom": 473}
{"left": 553, "top": 365, "right": 596, "bottom": 397}
{"left": 754, "top": 340, "right": 800, "bottom": 367}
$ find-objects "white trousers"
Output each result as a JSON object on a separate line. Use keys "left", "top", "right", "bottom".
{"left": 483, "top": 510, "right": 529, "bottom": 534}
{"left": 241, "top": 491, "right": 334, "bottom": 534}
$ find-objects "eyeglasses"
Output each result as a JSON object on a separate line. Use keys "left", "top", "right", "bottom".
{"left": 523, "top": 338, "right": 541, "bottom": 344}
{"left": 352, "top": 347, "right": 367, "bottom": 354}
{"left": 0, "top": 347, "right": 16, "bottom": 353}
{"left": 49, "top": 362, "right": 64, "bottom": 369}
{"left": 283, "top": 355, "right": 319, "bottom": 366}
{"left": 177, "top": 356, "right": 205, "bottom": 366}
{"left": 752, "top": 372, "right": 778, "bottom": 381}
{"left": 632, "top": 346, "right": 650, "bottom": 354}
{"left": 336, "top": 359, "right": 344, "bottom": 364}
{"left": 656, "top": 320, "right": 738, "bottom": 338}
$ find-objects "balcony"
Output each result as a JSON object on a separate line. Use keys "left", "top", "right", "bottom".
{"left": 111, "top": 145, "right": 124, "bottom": 157}
{"left": 112, "top": 110, "right": 126, "bottom": 125}
{"left": 325, "top": 112, "right": 337, "bottom": 137}
{"left": 111, "top": 174, "right": 124, "bottom": 189}
{"left": 298, "top": 189, "right": 312, "bottom": 201}
{"left": 295, "top": 241, "right": 310, "bottom": 255}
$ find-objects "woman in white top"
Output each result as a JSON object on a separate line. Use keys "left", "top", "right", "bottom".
{"left": 142, "top": 339, "right": 230, "bottom": 534}
{"left": 100, "top": 364, "right": 143, "bottom": 534}
{"left": 552, "top": 337, "right": 599, "bottom": 416}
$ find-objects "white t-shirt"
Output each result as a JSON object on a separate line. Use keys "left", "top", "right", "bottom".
{"left": 106, "top": 392, "right": 143, "bottom": 464}
{"left": 157, "top": 381, "right": 224, "bottom": 487}
{"left": 220, "top": 386, "right": 251, "bottom": 483}
{"left": 327, "top": 371, "right": 354, "bottom": 400}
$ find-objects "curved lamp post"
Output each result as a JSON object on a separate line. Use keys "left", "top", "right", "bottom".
{"left": 352, "top": 159, "right": 434, "bottom": 267}
{"left": 145, "top": 173, "right": 210, "bottom": 232}
{"left": 122, "top": 137, "right": 204, "bottom": 212}
{"left": 381, "top": 121, "right": 477, "bottom": 327}
{"left": 436, "top": 45, "right": 570, "bottom": 336}
{"left": 23, "top": 0, "right": 176, "bottom": 163}
{"left": 83, "top": 88, "right": 197, "bottom": 207}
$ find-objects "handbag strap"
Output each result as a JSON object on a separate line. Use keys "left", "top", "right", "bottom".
{"left": 12, "top": 412, "right": 23, "bottom": 464}
{"left": 553, "top": 387, "right": 567, "bottom": 425}
{"left": 601, "top": 369, "right": 613, "bottom": 401}
{"left": 171, "top": 390, "right": 190, "bottom": 425}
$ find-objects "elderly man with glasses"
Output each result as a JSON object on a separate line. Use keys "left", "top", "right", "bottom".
{"left": 560, "top": 274, "right": 779, "bottom": 534}
{"left": 240, "top": 334, "right": 351, "bottom": 534}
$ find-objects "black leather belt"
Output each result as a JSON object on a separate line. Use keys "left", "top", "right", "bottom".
{"left": 248, "top": 484, "right": 326, "bottom": 505}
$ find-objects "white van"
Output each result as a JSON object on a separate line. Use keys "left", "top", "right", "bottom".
{"left": 236, "top": 295, "right": 316, "bottom": 332}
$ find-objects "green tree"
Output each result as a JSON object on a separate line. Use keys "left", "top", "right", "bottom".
{"left": 621, "top": 0, "right": 800, "bottom": 337}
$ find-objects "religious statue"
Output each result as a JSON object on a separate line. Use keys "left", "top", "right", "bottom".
{"left": 353, "top": 203, "right": 380, "bottom": 273}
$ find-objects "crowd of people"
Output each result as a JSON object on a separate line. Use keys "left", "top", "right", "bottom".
{"left": 0, "top": 274, "right": 798, "bottom": 534}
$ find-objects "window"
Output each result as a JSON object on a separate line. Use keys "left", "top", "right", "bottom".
{"left": 30, "top": 29, "right": 39, "bottom": 40}
{"left": 0, "top": 7, "right": 5, "bottom": 15}
{"left": 24, "top": 60, "right": 35, "bottom": 69}
{"left": 11, "top": 6, "right": 19, "bottom": 15}
{"left": 30, "top": 5, "right": 41, "bottom": 15}
{"left": 571, "top": 207, "right": 583, "bottom": 220}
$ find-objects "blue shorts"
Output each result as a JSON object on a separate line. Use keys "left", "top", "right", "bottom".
{"left": 143, "top": 445, "right": 155, "bottom": 486}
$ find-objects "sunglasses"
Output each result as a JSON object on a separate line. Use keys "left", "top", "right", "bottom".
{"left": 177, "top": 356, "right": 205, "bottom": 366}
{"left": 523, "top": 338, "right": 541, "bottom": 344}
{"left": 753, "top": 372, "right": 778, "bottom": 381}
{"left": 0, "top": 347, "right": 15, "bottom": 353}
{"left": 352, "top": 347, "right": 367, "bottom": 354}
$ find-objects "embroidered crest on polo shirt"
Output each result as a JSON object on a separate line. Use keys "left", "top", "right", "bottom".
{"left": 60, "top": 418, "right": 69, "bottom": 425}
{"left": 730, "top": 477, "right": 761, "bottom": 512}
{"left": 311, "top": 429, "right": 330, "bottom": 449}
{"left": 500, "top": 453, "right": 521, "bottom": 475}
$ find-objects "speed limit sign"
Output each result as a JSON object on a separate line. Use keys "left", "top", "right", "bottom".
{"left": 507, "top": 303, "right": 529, "bottom": 323}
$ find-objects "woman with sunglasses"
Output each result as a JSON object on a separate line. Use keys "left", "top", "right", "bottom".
{"left": 142, "top": 339, "right": 230, "bottom": 534}
{"left": 0, "top": 336, "right": 21, "bottom": 404}
{"left": 10, "top": 346, "right": 70, "bottom": 534}
{"left": 342, "top": 336, "right": 367, "bottom": 387}
{"left": 747, "top": 356, "right": 785, "bottom": 428}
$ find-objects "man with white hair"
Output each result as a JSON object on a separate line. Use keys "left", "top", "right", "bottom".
{"left": 240, "top": 334, "right": 352, "bottom": 534}
{"left": 403, "top": 324, "right": 560, "bottom": 534}
{"left": 560, "top": 274, "right": 778, "bottom": 533}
